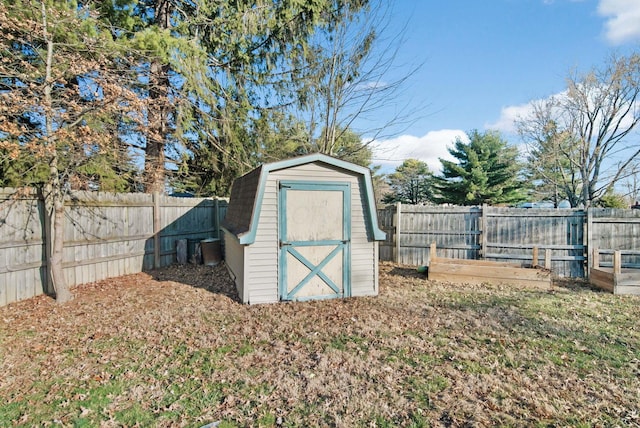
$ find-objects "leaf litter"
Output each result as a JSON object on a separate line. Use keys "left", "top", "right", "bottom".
{"left": 1, "top": 262, "right": 639, "bottom": 427}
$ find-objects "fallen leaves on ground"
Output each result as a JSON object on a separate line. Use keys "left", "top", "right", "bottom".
{"left": 1, "top": 262, "right": 639, "bottom": 427}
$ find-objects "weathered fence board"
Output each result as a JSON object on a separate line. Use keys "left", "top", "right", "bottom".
{"left": 376, "top": 207, "right": 395, "bottom": 262}
{"left": 0, "top": 189, "right": 227, "bottom": 306}
{"left": 378, "top": 204, "right": 638, "bottom": 279}
{"left": 483, "top": 207, "right": 585, "bottom": 278}
{"left": 4, "top": 192, "right": 640, "bottom": 306}
{"left": 588, "top": 209, "right": 640, "bottom": 269}
{"left": 378, "top": 204, "right": 482, "bottom": 266}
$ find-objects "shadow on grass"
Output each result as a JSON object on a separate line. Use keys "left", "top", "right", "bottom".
{"left": 388, "top": 266, "right": 426, "bottom": 279}
{"left": 552, "top": 277, "right": 601, "bottom": 293}
{"left": 147, "top": 262, "right": 241, "bottom": 302}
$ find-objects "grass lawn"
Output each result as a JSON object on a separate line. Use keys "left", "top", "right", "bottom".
{"left": 1, "top": 262, "right": 639, "bottom": 427}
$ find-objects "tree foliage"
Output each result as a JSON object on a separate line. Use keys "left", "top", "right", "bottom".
{"left": 433, "top": 130, "right": 527, "bottom": 206}
{"left": 597, "top": 189, "right": 628, "bottom": 208}
{"left": 0, "top": 1, "right": 140, "bottom": 191}
{"left": 518, "top": 52, "right": 640, "bottom": 208}
{"left": 112, "top": 0, "right": 377, "bottom": 195}
{"left": 3, "top": 1, "right": 398, "bottom": 198}
{"left": 518, "top": 108, "right": 582, "bottom": 207}
{"left": 382, "top": 159, "right": 432, "bottom": 205}
{"left": 0, "top": 0, "right": 141, "bottom": 301}
{"left": 172, "top": 114, "right": 372, "bottom": 197}
{"left": 0, "top": 0, "right": 394, "bottom": 300}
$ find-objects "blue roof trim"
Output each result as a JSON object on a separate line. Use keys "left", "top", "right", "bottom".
{"left": 236, "top": 153, "right": 386, "bottom": 245}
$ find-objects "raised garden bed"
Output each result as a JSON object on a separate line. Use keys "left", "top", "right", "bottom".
{"left": 427, "top": 243, "right": 553, "bottom": 289}
{"left": 590, "top": 248, "right": 640, "bottom": 295}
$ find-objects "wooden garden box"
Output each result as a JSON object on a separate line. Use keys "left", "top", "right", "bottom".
{"left": 428, "top": 243, "right": 553, "bottom": 289}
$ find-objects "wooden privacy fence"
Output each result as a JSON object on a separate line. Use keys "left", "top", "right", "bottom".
{"left": 377, "top": 203, "right": 640, "bottom": 278}
{"left": 587, "top": 209, "right": 640, "bottom": 270}
{"left": 0, "top": 189, "right": 228, "bottom": 306}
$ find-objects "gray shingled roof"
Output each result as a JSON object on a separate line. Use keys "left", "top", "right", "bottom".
{"left": 220, "top": 165, "right": 263, "bottom": 236}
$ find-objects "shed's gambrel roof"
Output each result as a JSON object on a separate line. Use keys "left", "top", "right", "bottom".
{"left": 221, "top": 153, "right": 386, "bottom": 245}
{"left": 219, "top": 165, "right": 263, "bottom": 237}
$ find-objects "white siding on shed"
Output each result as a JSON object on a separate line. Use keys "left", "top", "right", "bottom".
{"left": 239, "top": 162, "right": 377, "bottom": 302}
{"left": 223, "top": 234, "right": 246, "bottom": 302}
{"left": 245, "top": 179, "right": 279, "bottom": 303}
{"left": 222, "top": 154, "right": 384, "bottom": 304}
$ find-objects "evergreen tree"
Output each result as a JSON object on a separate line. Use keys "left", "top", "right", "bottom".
{"left": 518, "top": 102, "right": 583, "bottom": 208}
{"left": 383, "top": 159, "right": 433, "bottom": 205}
{"left": 0, "top": 0, "right": 140, "bottom": 302}
{"left": 321, "top": 127, "right": 372, "bottom": 167}
{"left": 597, "top": 189, "right": 628, "bottom": 208}
{"left": 252, "top": 110, "right": 309, "bottom": 164}
{"left": 99, "top": 0, "right": 371, "bottom": 193}
{"left": 433, "top": 130, "right": 527, "bottom": 206}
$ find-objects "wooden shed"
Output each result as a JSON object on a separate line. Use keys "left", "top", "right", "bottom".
{"left": 221, "top": 153, "right": 385, "bottom": 304}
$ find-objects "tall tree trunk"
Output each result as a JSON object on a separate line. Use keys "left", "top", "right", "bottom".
{"left": 41, "top": 2, "right": 71, "bottom": 303}
{"left": 44, "top": 177, "right": 71, "bottom": 303}
{"left": 144, "top": 61, "right": 168, "bottom": 193}
{"left": 143, "top": 1, "right": 171, "bottom": 193}
{"left": 581, "top": 162, "right": 591, "bottom": 209}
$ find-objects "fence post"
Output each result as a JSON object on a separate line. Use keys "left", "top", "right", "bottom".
{"left": 544, "top": 248, "right": 552, "bottom": 269}
{"left": 481, "top": 204, "right": 488, "bottom": 260}
{"left": 153, "top": 192, "right": 161, "bottom": 269}
{"left": 613, "top": 250, "right": 622, "bottom": 275}
{"left": 586, "top": 208, "right": 592, "bottom": 278}
{"left": 395, "top": 202, "right": 402, "bottom": 263}
{"left": 214, "top": 198, "right": 220, "bottom": 239}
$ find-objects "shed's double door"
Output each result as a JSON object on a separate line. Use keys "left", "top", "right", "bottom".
{"left": 278, "top": 181, "right": 351, "bottom": 301}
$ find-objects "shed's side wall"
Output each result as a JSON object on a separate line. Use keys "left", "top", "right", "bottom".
{"left": 351, "top": 172, "right": 378, "bottom": 296}
{"left": 223, "top": 231, "right": 246, "bottom": 302}
{"left": 244, "top": 177, "right": 280, "bottom": 304}
{"left": 245, "top": 162, "right": 377, "bottom": 303}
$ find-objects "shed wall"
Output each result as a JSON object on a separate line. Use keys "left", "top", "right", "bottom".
{"left": 223, "top": 232, "right": 246, "bottom": 301}
{"left": 245, "top": 177, "right": 279, "bottom": 304}
{"left": 245, "top": 162, "right": 377, "bottom": 303}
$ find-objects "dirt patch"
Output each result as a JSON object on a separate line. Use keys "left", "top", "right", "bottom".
{"left": 1, "top": 262, "right": 639, "bottom": 427}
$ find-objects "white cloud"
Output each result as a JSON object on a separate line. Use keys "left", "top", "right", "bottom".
{"left": 485, "top": 90, "right": 571, "bottom": 135}
{"left": 597, "top": 0, "right": 640, "bottom": 45}
{"left": 370, "top": 129, "right": 468, "bottom": 173}
{"left": 484, "top": 102, "right": 537, "bottom": 135}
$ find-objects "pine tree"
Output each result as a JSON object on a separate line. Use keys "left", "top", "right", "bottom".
{"left": 0, "top": 1, "right": 140, "bottom": 302}
{"left": 100, "top": 0, "right": 370, "bottom": 194}
{"left": 433, "top": 130, "right": 528, "bottom": 206}
{"left": 383, "top": 159, "right": 433, "bottom": 205}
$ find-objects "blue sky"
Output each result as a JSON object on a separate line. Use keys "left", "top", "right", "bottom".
{"left": 368, "top": 0, "right": 640, "bottom": 173}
